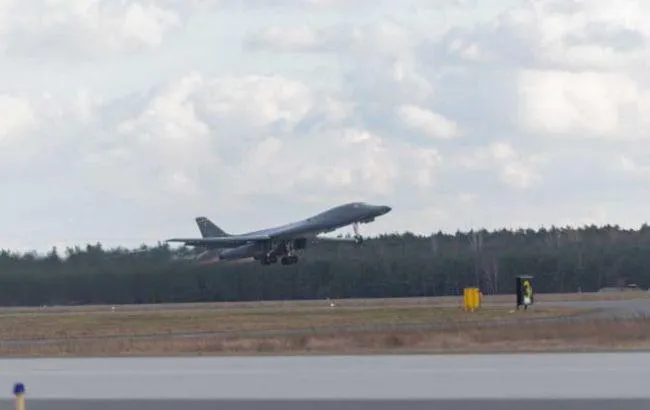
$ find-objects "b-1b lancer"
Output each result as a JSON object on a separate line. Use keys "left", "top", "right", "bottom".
{"left": 166, "top": 202, "right": 392, "bottom": 266}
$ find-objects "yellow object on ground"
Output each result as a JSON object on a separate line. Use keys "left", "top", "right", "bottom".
{"left": 463, "top": 287, "right": 481, "bottom": 311}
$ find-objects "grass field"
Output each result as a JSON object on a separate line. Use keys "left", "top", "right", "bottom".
{"left": 1, "top": 312, "right": 648, "bottom": 357}
{"left": 0, "top": 304, "right": 581, "bottom": 340}
{"left": 0, "top": 291, "right": 647, "bottom": 357}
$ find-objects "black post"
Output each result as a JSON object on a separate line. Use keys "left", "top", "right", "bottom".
{"left": 516, "top": 275, "right": 534, "bottom": 310}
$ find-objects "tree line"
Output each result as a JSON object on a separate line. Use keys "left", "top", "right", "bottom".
{"left": 1, "top": 224, "right": 649, "bottom": 306}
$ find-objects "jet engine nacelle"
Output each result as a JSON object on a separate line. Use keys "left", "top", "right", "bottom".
{"left": 219, "top": 243, "right": 259, "bottom": 260}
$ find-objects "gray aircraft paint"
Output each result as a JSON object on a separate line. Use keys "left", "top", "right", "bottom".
{"left": 166, "top": 202, "right": 391, "bottom": 265}
{"left": 195, "top": 217, "right": 229, "bottom": 238}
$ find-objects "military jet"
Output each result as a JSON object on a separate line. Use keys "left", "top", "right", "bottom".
{"left": 165, "top": 202, "right": 392, "bottom": 266}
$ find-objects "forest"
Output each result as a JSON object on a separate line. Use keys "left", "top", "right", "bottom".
{"left": 1, "top": 224, "right": 649, "bottom": 306}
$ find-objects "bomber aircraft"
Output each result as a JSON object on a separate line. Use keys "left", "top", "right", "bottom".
{"left": 165, "top": 202, "right": 392, "bottom": 266}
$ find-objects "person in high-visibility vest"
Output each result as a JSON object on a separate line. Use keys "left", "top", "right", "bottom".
{"left": 522, "top": 280, "right": 532, "bottom": 308}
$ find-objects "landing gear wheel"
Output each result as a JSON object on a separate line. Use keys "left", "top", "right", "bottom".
{"left": 352, "top": 222, "right": 363, "bottom": 244}
{"left": 280, "top": 256, "right": 299, "bottom": 265}
{"left": 261, "top": 255, "right": 278, "bottom": 265}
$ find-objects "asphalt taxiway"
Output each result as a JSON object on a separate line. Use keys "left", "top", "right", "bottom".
{"left": 0, "top": 353, "right": 648, "bottom": 409}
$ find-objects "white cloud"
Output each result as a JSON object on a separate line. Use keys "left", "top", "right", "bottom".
{"left": 0, "top": 91, "right": 98, "bottom": 169}
{"left": 195, "top": 74, "right": 316, "bottom": 130}
{"left": 459, "top": 142, "right": 542, "bottom": 189}
{"left": 0, "top": 95, "right": 37, "bottom": 142}
{"left": 397, "top": 104, "right": 459, "bottom": 139}
{"left": 615, "top": 155, "right": 650, "bottom": 179}
{"left": 246, "top": 20, "right": 417, "bottom": 58}
{"left": 1, "top": 0, "right": 183, "bottom": 58}
{"left": 67, "top": 72, "right": 441, "bottom": 219}
{"left": 230, "top": 0, "right": 418, "bottom": 11}
{"left": 2, "top": 0, "right": 650, "bottom": 252}
{"left": 438, "top": 0, "right": 650, "bottom": 70}
{"left": 517, "top": 69, "right": 645, "bottom": 138}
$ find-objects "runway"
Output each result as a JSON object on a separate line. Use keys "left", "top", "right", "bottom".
{"left": 0, "top": 353, "right": 648, "bottom": 409}
{"left": 1, "top": 399, "right": 647, "bottom": 410}
{"left": 545, "top": 298, "right": 650, "bottom": 319}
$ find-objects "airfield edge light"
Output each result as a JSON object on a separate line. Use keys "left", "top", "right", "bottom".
{"left": 13, "top": 383, "right": 25, "bottom": 410}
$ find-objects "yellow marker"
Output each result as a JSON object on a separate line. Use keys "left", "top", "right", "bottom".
{"left": 463, "top": 287, "right": 481, "bottom": 311}
{"left": 13, "top": 383, "right": 25, "bottom": 410}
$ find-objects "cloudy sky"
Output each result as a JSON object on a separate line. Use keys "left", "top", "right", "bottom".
{"left": 1, "top": 0, "right": 650, "bottom": 253}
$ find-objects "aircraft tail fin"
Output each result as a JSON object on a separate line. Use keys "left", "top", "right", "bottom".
{"left": 195, "top": 217, "right": 229, "bottom": 238}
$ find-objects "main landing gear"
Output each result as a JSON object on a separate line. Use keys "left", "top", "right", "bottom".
{"left": 280, "top": 255, "right": 298, "bottom": 265}
{"left": 260, "top": 255, "right": 277, "bottom": 265}
{"left": 260, "top": 254, "right": 298, "bottom": 265}
{"left": 259, "top": 223, "right": 364, "bottom": 266}
{"left": 260, "top": 240, "right": 300, "bottom": 266}
{"left": 353, "top": 222, "right": 361, "bottom": 242}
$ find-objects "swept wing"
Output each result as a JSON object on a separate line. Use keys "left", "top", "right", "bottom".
{"left": 166, "top": 234, "right": 271, "bottom": 247}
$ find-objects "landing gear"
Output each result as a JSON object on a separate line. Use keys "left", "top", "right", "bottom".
{"left": 281, "top": 255, "right": 298, "bottom": 265}
{"left": 260, "top": 255, "right": 277, "bottom": 265}
{"left": 262, "top": 253, "right": 299, "bottom": 266}
{"left": 352, "top": 222, "right": 364, "bottom": 244}
{"left": 259, "top": 240, "right": 300, "bottom": 266}
{"left": 279, "top": 240, "right": 299, "bottom": 265}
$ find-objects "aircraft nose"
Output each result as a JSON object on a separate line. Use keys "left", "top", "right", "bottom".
{"left": 380, "top": 205, "right": 391, "bottom": 214}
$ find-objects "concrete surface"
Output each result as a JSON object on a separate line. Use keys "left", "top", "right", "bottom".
{"left": 0, "top": 399, "right": 648, "bottom": 410}
{"left": 0, "top": 353, "right": 648, "bottom": 409}
{"left": 0, "top": 353, "right": 648, "bottom": 400}
{"left": 544, "top": 298, "right": 650, "bottom": 319}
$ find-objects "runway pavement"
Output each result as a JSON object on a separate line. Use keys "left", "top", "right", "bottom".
{"left": 0, "top": 353, "right": 648, "bottom": 409}
{"left": 544, "top": 297, "right": 650, "bottom": 319}
{"left": 0, "top": 399, "right": 648, "bottom": 410}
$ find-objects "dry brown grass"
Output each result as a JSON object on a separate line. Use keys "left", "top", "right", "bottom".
{"left": 0, "top": 304, "right": 580, "bottom": 340}
{"left": 3, "top": 315, "right": 650, "bottom": 357}
{"left": 0, "top": 291, "right": 642, "bottom": 357}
